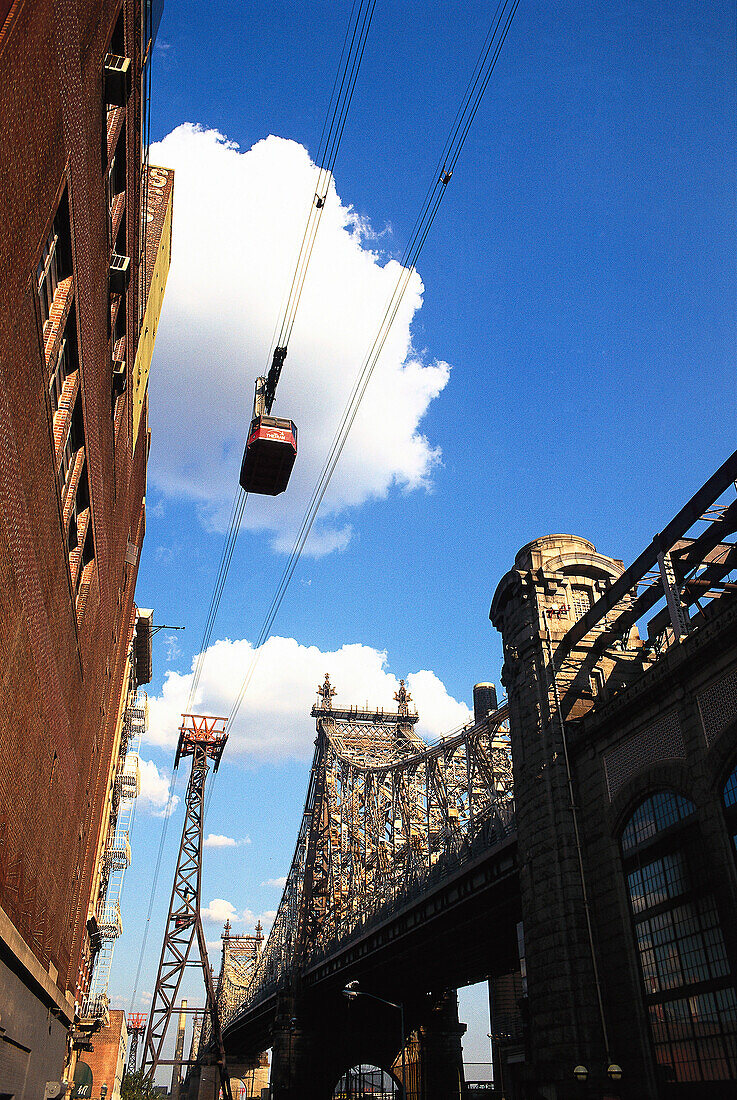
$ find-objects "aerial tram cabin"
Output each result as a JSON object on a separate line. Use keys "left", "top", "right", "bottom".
{"left": 239, "top": 373, "right": 297, "bottom": 496}
{"left": 239, "top": 414, "right": 297, "bottom": 496}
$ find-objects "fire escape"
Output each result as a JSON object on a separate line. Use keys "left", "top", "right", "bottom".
{"left": 81, "top": 691, "right": 146, "bottom": 1021}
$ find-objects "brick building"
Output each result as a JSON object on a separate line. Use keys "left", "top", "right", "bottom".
{"left": 0, "top": 0, "right": 172, "bottom": 1094}
{"left": 78, "top": 1011, "right": 128, "bottom": 1100}
{"left": 490, "top": 452, "right": 737, "bottom": 1099}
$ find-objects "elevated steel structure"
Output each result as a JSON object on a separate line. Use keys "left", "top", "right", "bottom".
{"left": 142, "top": 715, "right": 232, "bottom": 1100}
{"left": 127, "top": 1013, "right": 147, "bottom": 1074}
{"left": 221, "top": 678, "right": 514, "bottom": 1026}
{"left": 557, "top": 448, "right": 737, "bottom": 662}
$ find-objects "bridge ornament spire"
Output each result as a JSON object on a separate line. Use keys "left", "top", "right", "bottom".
{"left": 394, "top": 678, "right": 412, "bottom": 716}
{"left": 316, "top": 672, "right": 336, "bottom": 711}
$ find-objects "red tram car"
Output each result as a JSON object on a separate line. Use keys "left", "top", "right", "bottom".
{"left": 239, "top": 415, "right": 298, "bottom": 496}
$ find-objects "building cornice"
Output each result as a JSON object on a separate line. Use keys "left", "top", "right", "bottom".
{"left": 0, "top": 902, "right": 75, "bottom": 1024}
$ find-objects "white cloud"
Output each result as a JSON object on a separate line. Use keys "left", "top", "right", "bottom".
{"left": 261, "top": 877, "right": 287, "bottom": 889}
{"left": 201, "top": 898, "right": 276, "bottom": 934}
{"left": 204, "top": 833, "right": 238, "bottom": 848}
{"left": 202, "top": 898, "right": 237, "bottom": 924}
{"left": 148, "top": 125, "right": 450, "bottom": 553}
{"left": 138, "top": 758, "right": 180, "bottom": 817}
{"left": 146, "top": 635, "right": 471, "bottom": 763}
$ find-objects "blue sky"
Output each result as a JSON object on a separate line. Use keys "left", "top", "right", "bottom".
{"left": 114, "top": 0, "right": 736, "bottom": 1075}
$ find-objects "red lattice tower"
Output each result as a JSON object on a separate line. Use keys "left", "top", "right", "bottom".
{"left": 127, "top": 1013, "right": 147, "bottom": 1073}
{"left": 142, "top": 716, "right": 231, "bottom": 1099}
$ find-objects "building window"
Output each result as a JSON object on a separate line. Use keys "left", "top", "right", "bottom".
{"left": 571, "top": 586, "right": 592, "bottom": 622}
{"left": 622, "top": 790, "right": 695, "bottom": 853}
{"left": 37, "top": 191, "right": 72, "bottom": 332}
{"left": 37, "top": 231, "right": 59, "bottom": 328}
{"left": 49, "top": 338, "right": 69, "bottom": 416}
{"left": 49, "top": 310, "right": 79, "bottom": 419}
{"left": 621, "top": 790, "right": 737, "bottom": 1084}
{"left": 107, "top": 132, "right": 126, "bottom": 217}
{"left": 58, "top": 392, "right": 84, "bottom": 497}
{"left": 648, "top": 989, "right": 737, "bottom": 1083}
{"left": 724, "top": 763, "right": 737, "bottom": 853}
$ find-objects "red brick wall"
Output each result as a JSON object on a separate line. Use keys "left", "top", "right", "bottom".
{"left": 80, "top": 1010, "right": 128, "bottom": 1099}
{"left": 0, "top": 0, "right": 152, "bottom": 1003}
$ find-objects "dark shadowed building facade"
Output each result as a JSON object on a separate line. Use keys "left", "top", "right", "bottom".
{"left": 0, "top": 0, "right": 171, "bottom": 1093}
{"left": 489, "top": 457, "right": 737, "bottom": 1100}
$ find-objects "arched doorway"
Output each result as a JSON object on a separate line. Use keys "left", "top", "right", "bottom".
{"left": 333, "top": 1064, "right": 401, "bottom": 1099}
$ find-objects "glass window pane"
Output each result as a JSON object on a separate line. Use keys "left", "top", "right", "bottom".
{"left": 724, "top": 765, "right": 737, "bottom": 809}
{"left": 622, "top": 790, "right": 695, "bottom": 852}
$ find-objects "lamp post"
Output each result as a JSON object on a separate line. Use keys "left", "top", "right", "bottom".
{"left": 342, "top": 982, "right": 406, "bottom": 1100}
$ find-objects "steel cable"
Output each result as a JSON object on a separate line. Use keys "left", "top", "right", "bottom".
{"left": 225, "top": 0, "right": 522, "bottom": 732}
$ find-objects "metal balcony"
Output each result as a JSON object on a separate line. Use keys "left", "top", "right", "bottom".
{"left": 78, "top": 992, "right": 110, "bottom": 1028}
{"left": 103, "top": 832, "right": 131, "bottom": 871}
{"left": 96, "top": 903, "right": 123, "bottom": 939}
{"left": 116, "top": 752, "right": 141, "bottom": 800}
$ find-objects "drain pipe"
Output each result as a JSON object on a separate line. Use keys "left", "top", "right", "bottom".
{"left": 540, "top": 606, "right": 612, "bottom": 1067}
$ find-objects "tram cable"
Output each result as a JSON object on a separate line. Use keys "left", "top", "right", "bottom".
{"left": 224, "top": 0, "right": 522, "bottom": 733}
{"left": 185, "top": 489, "right": 249, "bottom": 714}
{"left": 135, "top": 0, "right": 521, "bottom": 1003}
{"left": 128, "top": 767, "right": 178, "bottom": 1013}
{"left": 186, "top": 0, "right": 377, "bottom": 710}
{"left": 263, "top": 0, "right": 378, "bottom": 413}
{"left": 130, "top": 3, "right": 379, "bottom": 999}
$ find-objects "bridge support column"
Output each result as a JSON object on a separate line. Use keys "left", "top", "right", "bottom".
{"left": 405, "top": 991, "right": 465, "bottom": 1100}
{"left": 270, "top": 1004, "right": 326, "bottom": 1100}
{"left": 196, "top": 1065, "right": 220, "bottom": 1100}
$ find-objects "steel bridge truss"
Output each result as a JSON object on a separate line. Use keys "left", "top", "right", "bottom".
{"left": 222, "top": 678, "right": 514, "bottom": 1025}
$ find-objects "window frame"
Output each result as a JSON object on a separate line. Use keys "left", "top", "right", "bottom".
{"left": 620, "top": 789, "right": 737, "bottom": 1084}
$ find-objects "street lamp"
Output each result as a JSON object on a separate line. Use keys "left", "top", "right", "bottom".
{"left": 607, "top": 1064, "right": 623, "bottom": 1082}
{"left": 573, "top": 1066, "right": 588, "bottom": 1083}
{"left": 342, "top": 981, "right": 406, "bottom": 1100}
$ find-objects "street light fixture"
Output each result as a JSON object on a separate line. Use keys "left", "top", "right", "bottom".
{"left": 607, "top": 1064, "right": 623, "bottom": 1082}
{"left": 341, "top": 982, "right": 406, "bottom": 1100}
{"left": 573, "top": 1065, "right": 588, "bottom": 1083}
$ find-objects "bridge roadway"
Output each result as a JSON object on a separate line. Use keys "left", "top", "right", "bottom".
{"left": 222, "top": 828, "right": 520, "bottom": 1092}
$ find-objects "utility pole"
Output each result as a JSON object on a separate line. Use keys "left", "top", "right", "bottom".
{"left": 141, "top": 714, "right": 232, "bottom": 1100}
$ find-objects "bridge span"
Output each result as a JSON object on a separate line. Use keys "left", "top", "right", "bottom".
{"left": 194, "top": 679, "right": 520, "bottom": 1100}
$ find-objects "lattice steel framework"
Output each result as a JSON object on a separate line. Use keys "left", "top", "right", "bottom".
{"left": 142, "top": 715, "right": 232, "bottom": 1100}
{"left": 222, "top": 678, "right": 514, "bottom": 1026}
{"left": 216, "top": 920, "right": 265, "bottom": 1022}
{"left": 127, "top": 1013, "right": 147, "bottom": 1073}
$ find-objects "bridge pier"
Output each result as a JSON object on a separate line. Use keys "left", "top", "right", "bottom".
{"left": 195, "top": 1064, "right": 219, "bottom": 1100}
{"left": 270, "top": 1004, "right": 315, "bottom": 1100}
{"left": 267, "top": 989, "right": 465, "bottom": 1100}
{"left": 402, "top": 991, "right": 466, "bottom": 1100}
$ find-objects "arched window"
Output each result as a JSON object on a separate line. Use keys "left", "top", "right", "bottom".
{"left": 724, "top": 764, "right": 737, "bottom": 853}
{"left": 621, "top": 791, "right": 737, "bottom": 1084}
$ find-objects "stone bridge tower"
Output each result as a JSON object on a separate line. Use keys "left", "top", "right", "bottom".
{"left": 490, "top": 535, "right": 651, "bottom": 1098}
